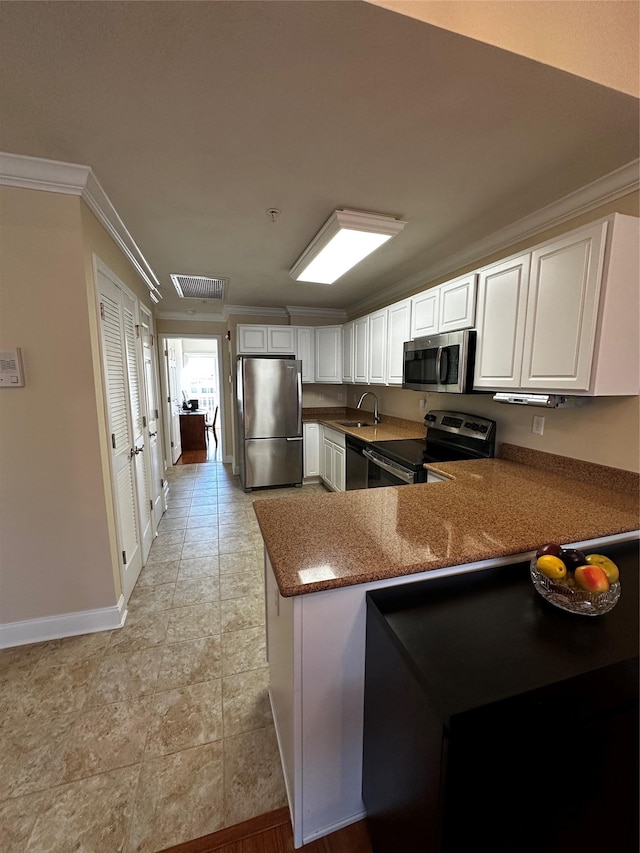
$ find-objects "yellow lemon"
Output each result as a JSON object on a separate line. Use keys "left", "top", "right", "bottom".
{"left": 536, "top": 555, "right": 567, "bottom": 580}
{"left": 585, "top": 554, "right": 619, "bottom": 584}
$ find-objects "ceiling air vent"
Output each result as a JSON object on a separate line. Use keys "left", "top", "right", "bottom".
{"left": 170, "top": 274, "right": 228, "bottom": 300}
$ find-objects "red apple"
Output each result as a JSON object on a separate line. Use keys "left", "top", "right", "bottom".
{"left": 574, "top": 564, "right": 610, "bottom": 593}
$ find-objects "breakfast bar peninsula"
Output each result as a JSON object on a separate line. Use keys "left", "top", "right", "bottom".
{"left": 253, "top": 446, "right": 639, "bottom": 848}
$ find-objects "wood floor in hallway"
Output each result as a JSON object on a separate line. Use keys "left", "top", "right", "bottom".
{"left": 162, "top": 807, "right": 373, "bottom": 853}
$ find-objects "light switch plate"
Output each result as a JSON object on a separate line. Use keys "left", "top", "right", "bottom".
{"left": 0, "top": 347, "right": 25, "bottom": 387}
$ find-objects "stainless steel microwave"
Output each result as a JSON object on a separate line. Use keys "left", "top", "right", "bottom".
{"left": 402, "top": 330, "right": 476, "bottom": 393}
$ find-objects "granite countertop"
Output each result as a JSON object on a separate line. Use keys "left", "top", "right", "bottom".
{"left": 253, "top": 454, "right": 639, "bottom": 597}
{"left": 302, "top": 407, "right": 425, "bottom": 442}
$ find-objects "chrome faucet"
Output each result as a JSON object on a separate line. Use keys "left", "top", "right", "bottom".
{"left": 356, "top": 391, "right": 381, "bottom": 423}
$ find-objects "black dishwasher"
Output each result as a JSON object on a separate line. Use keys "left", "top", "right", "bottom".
{"left": 345, "top": 434, "right": 368, "bottom": 490}
{"left": 363, "top": 539, "right": 639, "bottom": 853}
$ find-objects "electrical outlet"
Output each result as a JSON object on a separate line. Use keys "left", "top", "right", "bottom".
{"left": 419, "top": 398, "right": 427, "bottom": 411}
{"left": 337, "top": 393, "right": 343, "bottom": 402}
{"left": 318, "top": 393, "right": 324, "bottom": 401}
{"left": 532, "top": 415, "right": 545, "bottom": 436}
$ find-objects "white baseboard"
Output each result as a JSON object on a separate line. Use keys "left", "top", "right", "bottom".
{"left": 0, "top": 595, "right": 127, "bottom": 649}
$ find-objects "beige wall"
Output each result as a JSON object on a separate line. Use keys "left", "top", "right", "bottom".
{"left": 0, "top": 188, "right": 114, "bottom": 622}
{"left": 347, "top": 385, "right": 640, "bottom": 473}
{"left": 368, "top": 1, "right": 640, "bottom": 96}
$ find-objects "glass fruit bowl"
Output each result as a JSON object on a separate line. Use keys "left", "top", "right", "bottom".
{"left": 530, "top": 559, "right": 620, "bottom": 616}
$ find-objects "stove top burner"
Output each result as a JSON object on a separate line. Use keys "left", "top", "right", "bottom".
{"left": 369, "top": 410, "right": 497, "bottom": 471}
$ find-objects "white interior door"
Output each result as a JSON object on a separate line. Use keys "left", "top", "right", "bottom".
{"left": 123, "top": 298, "right": 153, "bottom": 564}
{"left": 167, "top": 343, "right": 182, "bottom": 463}
{"left": 97, "top": 268, "right": 142, "bottom": 602}
{"left": 140, "top": 308, "right": 165, "bottom": 524}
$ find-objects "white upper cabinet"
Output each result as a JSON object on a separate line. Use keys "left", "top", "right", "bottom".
{"left": 438, "top": 273, "right": 477, "bottom": 332}
{"left": 474, "top": 215, "right": 638, "bottom": 395}
{"left": 520, "top": 223, "right": 605, "bottom": 391}
{"left": 353, "top": 316, "right": 369, "bottom": 384}
{"left": 268, "top": 326, "right": 297, "bottom": 354}
{"left": 237, "top": 324, "right": 269, "bottom": 353}
{"left": 237, "top": 324, "right": 295, "bottom": 354}
{"left": 473, "top": 254, "right": 531, "bottom": 389}
{"left": 296, "top": 327, "right": 316, "bottom": 384}
{"left": 342, "top": 321, "right": 354, "bottom": 383}
{"left": 315, "top": 326, "right": 342, "bottom": 383}
{"left": 368, "top": 309, "right": 387, "bottom": 385}
{"left": 410, "top": 289, "right": 439, "bottom": 338}
{"left": 386, "top": 298, "right": 411, "bottom": 385}
{"left": 410, "top": 273, "right": 476, "bottom": 339}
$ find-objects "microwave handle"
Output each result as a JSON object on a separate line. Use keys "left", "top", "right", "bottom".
{"left": 435, "top": 346, "right": 443, "bottom": 383}
{"left": 439, "top": 347, "right": 449, "bottom": 383}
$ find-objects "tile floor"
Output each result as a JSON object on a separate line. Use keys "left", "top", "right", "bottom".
{"left": 0, "top": 462, "right": 326, "bottom": 853}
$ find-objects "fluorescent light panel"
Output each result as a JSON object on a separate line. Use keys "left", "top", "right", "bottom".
{"left": 290, "top": 209, "right": 406, "bottom": 284}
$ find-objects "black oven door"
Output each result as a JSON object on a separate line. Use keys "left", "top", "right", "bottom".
{"left": 363, "top": 448, "right": 416, "bottom": 487}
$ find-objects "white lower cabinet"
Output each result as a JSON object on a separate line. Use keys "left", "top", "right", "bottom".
{"left": 320, "top": 426, "right": 345, "bottom": 491}
{"left": 303, "top": 423, "right": 320, "bottom": 479}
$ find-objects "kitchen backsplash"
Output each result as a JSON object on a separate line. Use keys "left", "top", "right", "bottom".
{"left": 303, "top": 383, "right": 640, "bottom": 473}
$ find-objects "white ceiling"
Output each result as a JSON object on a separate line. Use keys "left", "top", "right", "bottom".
{"left": 0, "top": 1, "right": 638, "bottom": 318}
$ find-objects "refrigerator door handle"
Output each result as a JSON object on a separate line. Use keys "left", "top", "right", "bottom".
{"left": 286, "top": 436, "right": 303, "bottom": 441}
{"left": 296, "top": 369, "right": 302, "bottom": 435}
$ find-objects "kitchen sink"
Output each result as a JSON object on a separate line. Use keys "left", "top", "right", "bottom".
{"left": 339, "top": 421, "right": 373, "bottom": 428}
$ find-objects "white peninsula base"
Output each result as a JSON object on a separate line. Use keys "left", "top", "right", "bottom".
{"left": 264, "top": 531, "right": 636, "bottom": 848}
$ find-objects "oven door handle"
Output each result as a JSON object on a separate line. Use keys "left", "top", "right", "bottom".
{"left": 363, "top": 448, "right": 416, "bottom": 484}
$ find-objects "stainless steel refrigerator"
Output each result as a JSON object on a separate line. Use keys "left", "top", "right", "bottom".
{"left": 236, "top": 355, "right": 303, "bottom": 491}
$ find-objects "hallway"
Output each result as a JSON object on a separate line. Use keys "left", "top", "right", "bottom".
{"left": 0, "top": 462, "right": 325, "bottom": 852}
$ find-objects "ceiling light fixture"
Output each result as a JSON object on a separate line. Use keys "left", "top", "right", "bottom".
{"left": 289, "top": 209, "right": 406, "bottom": 285}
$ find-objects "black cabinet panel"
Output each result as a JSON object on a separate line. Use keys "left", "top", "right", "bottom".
{"left": 363, "top": 540, "right": 639, "bottom": 853}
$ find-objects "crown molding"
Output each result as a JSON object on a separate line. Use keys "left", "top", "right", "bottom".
{"left": 155, "top": 310, "right": 227, "bottom": 322}
{"left": 224, "top": 305, "right": 289, "bottom": 318}
{"left": 0, "top": 151, "right": 162, "bottom": 300}
{"left": 348, "top": 158, "right": 640, "bottom": 317}
{"left": 155, "top": 304, "right": 290, "bottom": 322}
{"left": 0, "top": 151, "right": 91, "bottom": 194}
{"left": 285, "top": 305, "right": 348, "bottom": 320}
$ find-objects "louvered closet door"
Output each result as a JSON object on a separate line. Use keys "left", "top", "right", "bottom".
{"left": 141, "top": 308, "right": 164, "bottom": 523}
{"left": 123, "top": 297, "right": 153, "bottom": 563}
{"left": 98, "top": 270, "right": 142, "bottom": 602}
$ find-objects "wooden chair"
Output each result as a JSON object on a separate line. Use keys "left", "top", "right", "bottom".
{"left": 205, "top": 406, "right": 218, "bottom": 444}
